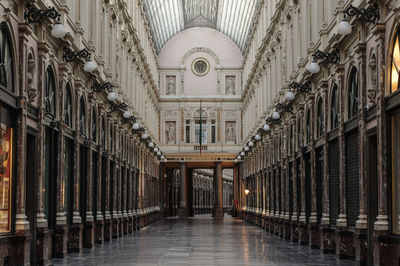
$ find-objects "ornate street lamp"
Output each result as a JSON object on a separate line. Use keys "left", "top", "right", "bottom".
{"left": 63, "top": 47, "right": 96, "bottom": 73}
{"left": 92, "top": 82, "right": 113, "bottom": 92}
{"left": 289, "top": 81, "right": 312, "bottom": 94}
{"left": 338, "top": 4, "right": 380, "bottom": 35}
{"left": 307, "top": 49, "right": 340, "bottom": 74}
{"left": 24, "top": 4, "right": 67, "bottom": 38}
{"left": 276, "top": 102, "right": 293, "bottom": 114}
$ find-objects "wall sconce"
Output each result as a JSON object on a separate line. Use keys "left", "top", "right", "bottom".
{"left": 289, "top": 81, "right": 311, "bottom": 94}
{"left": 266, "top": 115, "right": 281, "bottom": 125}
{"left": 25, "top": 4, "right": 66, "bottom": 38}
{"left": 80, "top": 133, "right": 89, "bottom": 147}
{"left": 63, "top": 47, "right": 96, "bottom": 73}
{"left": 276, "top": 102, "right": 293, "bottom": 114}
{"left": 132, "top": 122, "right": 140, "bottom": 130}
{"left": 244, "top": 146, "right": 249, "bottom": 152}
{"left": 122, "top": 110, "right": 136, "bottom": 124}
{"left": 244, "top": 189, "right": 250, "bottom": 196}
{"left": 92, "top": 82, "right": 113, "bottom": 92}
{"left": 132, "top": 126, "right": 145, "bottom": 135}
{"left": 255, "top": 134, "right": 261, "bottom": 141}
{"left": 107, "top": 92, "right": 117, "bottom": 102}
{"left": 63, "top": 47, "right": 90, "bottom": 62}
{"left": 154, "top": 147, "right": 159, "bottom": 152}
{"left": 307, "top": 49, "right": 340, "bottom": 74}
{"left": 337, "top": 4, "right": 379, "bottom": 35}
{"left": 263, "top": 124, "right": 271, "bottom": 132}
{"left": 237, "top": 155, "right": 242, "bottom": 160}
{"left": 110, "top": 102, "right": 127, "bottom": 113}
{"left": 240, "top": 151, "right": 245, "bottom": 156}
{"left": 157, "top": 151, "right": 162, "bottom": 156}
{"left": 248, "top": 141, "right": 254, "bottom": 147}
{"left": 234, "top": 159, "right": 238, "bottom": 163}
{"left": 45, "top": 112, "right": 58, "bottom": 128}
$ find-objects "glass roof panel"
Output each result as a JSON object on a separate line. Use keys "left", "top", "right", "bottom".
{"left": 143, "top": 0, "right": 260, "bottom": 54}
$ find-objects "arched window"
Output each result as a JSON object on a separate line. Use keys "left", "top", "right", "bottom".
{"left": 45, "top": 67, "right": 56, "bottom": 115}
{"left": 297, "top": 117, "right": 302, "bottom": 149}
{"left": 79, "top": 96, "right": 86, "bottom": 134}
{"left": 306, "top": 109, "right": 311, "bottom": 143}
{"left": 109, "top": 124, "right": 113, "bottom": 153}
{"left": 290, "top": 124, "right": 294, "bottom": 154}
{"left": 390, "top": 29, "right": 400, "bottom": 94}
{"left": 92, "top": 107, "right": 97, "bottom": 142}
{"left": 331, "top": 85, "right": 339, "bottom": 130}
{"left": 101, "top": 117, "right": 106, "bottom": 148}
{"left": 317, "top": 98, "right": 324, "bottom": 137}
{"left": 348, "top": 68, "right": 358, "bottom": 120}
{"left": 64, "top": 84, "right": 73, "bottom": 128}
{"left": 0, "top": 23, "right": 14, "bottom": 92}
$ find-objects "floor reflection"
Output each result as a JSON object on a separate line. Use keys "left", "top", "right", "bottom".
{"left": 51, "top": 215, "right": 357, "bottom": 266}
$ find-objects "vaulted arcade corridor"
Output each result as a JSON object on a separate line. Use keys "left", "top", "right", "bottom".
{"left": 1, "top": 0, "right": 400, "bottom": 265}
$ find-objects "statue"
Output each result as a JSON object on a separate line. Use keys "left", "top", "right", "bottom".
{"left": 165, "top": 122, "right": 175, "bottom": 144}
{"left": 166, "top": 76, "right": 176, "bottom": 95}
{"left": 225, "top": 76, "right": 235, "bottom": 95}
{"left": 226, "top": 123, "right": 236, "bottom": 144}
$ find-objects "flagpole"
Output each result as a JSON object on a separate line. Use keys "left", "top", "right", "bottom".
{"left": 199, "top": 99, "right": 202, "bottom": 156}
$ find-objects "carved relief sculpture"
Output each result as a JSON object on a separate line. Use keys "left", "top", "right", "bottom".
{"left": 225, "top": 75, "right": 236, "bottom": 95}
{"left": 166, "top": 75, "right": 176, "bottom": 95}
{"left": 368, "top": 53, "right": 377, "bottom": 104}
{"left": 225, "top": 121, "right": 236, "bottom": 144}
{"left": 27, "top": 54, "right": 36, "bottom": 103}
{"left": 165, "top": 121, "right": 176, "bottom": 144}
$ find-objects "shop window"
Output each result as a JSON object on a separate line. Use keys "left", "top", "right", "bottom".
{"left": 317, "top": 98, "right": 323, "bottom": 137}
{"left": 0, "top": 24, "right": 14, "bottom": 92}
{"left": 348, "top": 68, "right": 358, "bottom": 120}
{"left": 392, "top": 111, "right": 400, "bottom": 234}
{"left": 211, "top": 119, "right": 216, "bottom": 143}
{"left": 45, "top": 67, "right": 56, "bottom": 116}
{"left": 64, "top": 84, "right": 72, "bottom": 128}
{"left": 331, "top": 85, "right": 339, "bottom": 130}
{"left": 390, "top": 29, "right": 400, "bottom": 94}
{"left": 0, "top": 121, "right": 13, "bottom": 232}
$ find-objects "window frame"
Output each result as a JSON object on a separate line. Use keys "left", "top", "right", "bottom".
{"left": 0, "top": 23, "right": 15, "bottom": 93}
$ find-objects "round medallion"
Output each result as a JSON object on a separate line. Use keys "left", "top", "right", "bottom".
{"left": 191, "top": 58, "right": 210, "bottom": 76}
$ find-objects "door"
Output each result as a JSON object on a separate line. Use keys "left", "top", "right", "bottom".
{"left": 367, "top": 134, "right": 378, "bottom": 265}
{"left": 26, "top": 133, "right": 37, "bottom": 265}
{"left": 316, "top": 147, "right": 323, "bottom": 224}
{"left": 79, "top": 146, "right": 87, "bottom": 234}
{"left": 305, "top": 153, "right": 311, "bottom": 223}
{"left": 44, "top": 127, "right": 57, "bottom": 255}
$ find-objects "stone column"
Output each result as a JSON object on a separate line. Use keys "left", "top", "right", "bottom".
{"left": 178, "top": 162, "right": 188, "bottom": 218}
{"left": 214, "top": 162, "right": 224, "bottom": 219}
{"left": 103, "top": 114, "right": 112, "bottom": 241}
{"left": 95, "top": 105, "right": 104, "bottom": 243}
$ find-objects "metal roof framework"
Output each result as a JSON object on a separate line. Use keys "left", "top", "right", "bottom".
{"left": 143, "top": 0, "right": 260, "bottom": 54}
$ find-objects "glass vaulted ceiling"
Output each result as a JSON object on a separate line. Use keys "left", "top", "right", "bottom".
{"left": 143, "top": 0, "right": 260, "bottom": 54}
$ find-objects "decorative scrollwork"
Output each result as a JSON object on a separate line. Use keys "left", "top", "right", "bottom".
{"left": 63, "top": 47, "right": 90, "bottom": 63}
{"left": 344, "top": 4, "right": 380, "bottom": 23}
{"left": 132, "top": 127, "right": 145, "bottom": 135}
{"left": 24, "top": 4, "right": 60, "bottom": 24}
{"left": 266, "top": 116, "right": 281, "bottom": 125}
{"left": 92, "top": 82, "right": 113, "bottom": 92}
{"left": 122, "top": 116, "right": 136, "bottom": 124}
{"left": 313, "top": 49, "right": 340, "bottom": 64}
{"left": 289, "top": 81, "right": 311, "bottom": 94}
{"left": 110, "top": 102, "right": 127, "bottom": 113}
{"left": 276, "top": 102, "right": 293, "bottom": 114}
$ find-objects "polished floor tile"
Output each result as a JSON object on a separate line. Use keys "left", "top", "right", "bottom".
{"left": 51, "top": 215, "right": 357, "bottom": 266}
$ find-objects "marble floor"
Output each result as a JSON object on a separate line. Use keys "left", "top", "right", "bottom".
{"left": 51, "top": 215, "right": 357, "bottom": 266}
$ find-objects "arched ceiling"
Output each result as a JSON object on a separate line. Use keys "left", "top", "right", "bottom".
{"left": 143, "top": 0, "right": 260, "bottom": 54}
